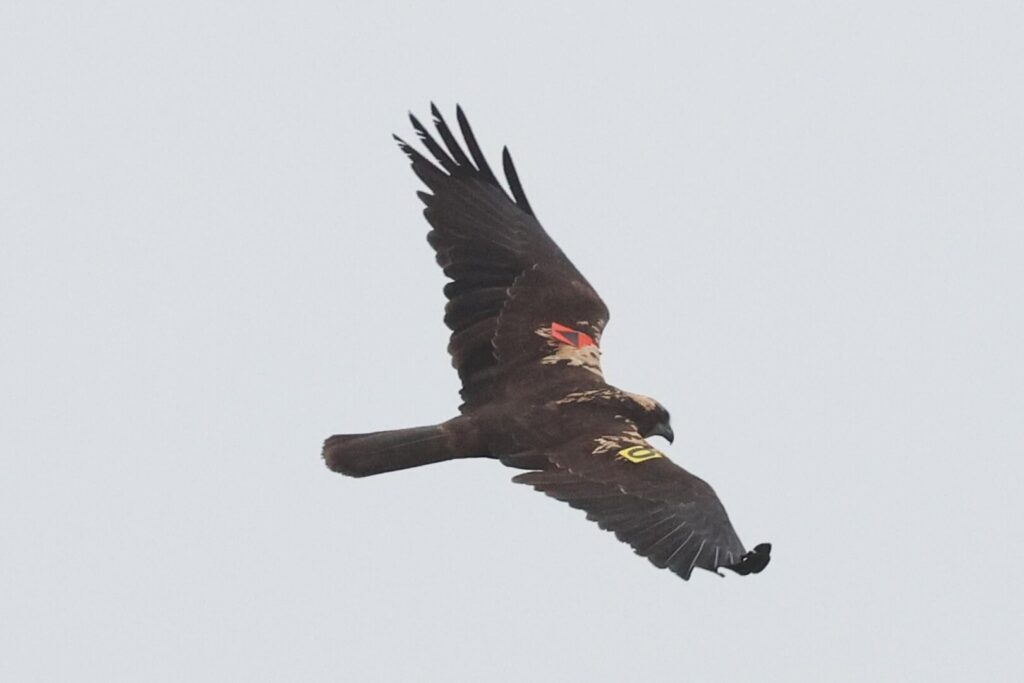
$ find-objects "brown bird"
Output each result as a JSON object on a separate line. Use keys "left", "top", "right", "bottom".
{"left": 323, "top": 105, "right": 771, "bottom": 581}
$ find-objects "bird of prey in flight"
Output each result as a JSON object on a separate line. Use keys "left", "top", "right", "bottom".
{"left": 323, "top": 105, "right": 771, "bottom": 581}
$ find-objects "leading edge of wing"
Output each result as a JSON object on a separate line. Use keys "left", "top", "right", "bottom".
{"left": 511, "top": 427, "right": 771, "bottom": 581}
{"left": 393, "top": 103, "right": 535, "bottom": 219}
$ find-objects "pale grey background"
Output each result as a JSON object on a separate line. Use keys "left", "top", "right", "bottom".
{"left": 2, "top": 2, "right": 1022, "bottom": 681}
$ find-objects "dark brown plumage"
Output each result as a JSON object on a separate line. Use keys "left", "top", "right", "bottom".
{"left": 323, "top": 105, "right": 771, "bottom": 581}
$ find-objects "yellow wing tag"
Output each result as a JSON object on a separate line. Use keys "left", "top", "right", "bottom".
{"left": 616, "top": 445, "right": 664, "bottom": 464}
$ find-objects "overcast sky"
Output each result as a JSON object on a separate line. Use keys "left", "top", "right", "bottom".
{"left": 2, "top": 2, "right": 1023, "bottom": 681}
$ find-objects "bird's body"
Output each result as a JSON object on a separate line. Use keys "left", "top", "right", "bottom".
{"left": 323, "top": 105, "right": 771, "bottom": 581}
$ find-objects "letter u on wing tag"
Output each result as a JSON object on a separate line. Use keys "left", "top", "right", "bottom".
{"left": 616, "top": 445, "right": 664, "bottom": 464}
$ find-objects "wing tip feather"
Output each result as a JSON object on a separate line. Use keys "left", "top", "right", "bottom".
{"left": 403, "top": 103, "right": 540, "bottom": 212}
{"left": 501, "top": 146, "right": 534, "bottom": 216}
{"left": 723, "top": 542, "right": 772, "bottom": 576}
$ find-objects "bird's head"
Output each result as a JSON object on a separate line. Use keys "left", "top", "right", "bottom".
{"left": 646, "top": 403, "right": 674, "bottom": 445}
{"left": 626, "top": 393, "right": 674, "bottom": 445}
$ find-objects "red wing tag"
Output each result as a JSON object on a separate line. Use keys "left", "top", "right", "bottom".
{"left": 551, "top": 321, "right": 595, "bottom": 348}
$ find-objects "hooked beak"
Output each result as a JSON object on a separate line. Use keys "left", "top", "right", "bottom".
{"left": 650, "top": 422, "right": 674, "bottom": 444}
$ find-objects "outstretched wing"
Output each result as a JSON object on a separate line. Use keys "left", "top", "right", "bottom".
{"left": 395, "top": 105, "right": 610, "bottom": 408}
{"left": 512, "top": 419, "right": 771, "bottom": 580}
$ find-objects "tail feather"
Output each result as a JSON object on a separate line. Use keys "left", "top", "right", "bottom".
{"left": 323, "top": 423, "right": 473, "bottom": 477}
